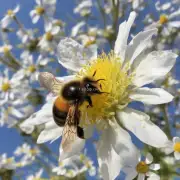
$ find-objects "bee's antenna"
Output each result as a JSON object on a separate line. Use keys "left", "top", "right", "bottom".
{"left": 94, "top": 78, "right": 105, "bottom": 83}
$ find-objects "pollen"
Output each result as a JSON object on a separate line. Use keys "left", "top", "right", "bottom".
{"left": 45, "top": 32, "right": 53, "bottom": 41}
{"left": 7, "top": 9, "right": 14, "bottom": 16}
{"left": 28, "top": 65, "right": 36, "bottom": 73}
{"left": 174, "top": 142, "right": 180, "bottom": 152}
{"left": 136, "top": 161, "right": 149, "bottom": 174}
{"left": 35, "top": 6, "right": 45, "bottom": 15}
{"left": 159, "top": 14, "right": 168, "bottom": 24}
{"left": 1, "top": 82, "right": 11, "bottom": 92}
{"left": 77, "top": 52, "right": 133, "bottom": 127}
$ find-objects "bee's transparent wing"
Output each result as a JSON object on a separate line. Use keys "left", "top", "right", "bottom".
{"left": 38, "top": 72, "right": 63, "bottom": 96}
{"left": 61, "top": 104, "right": 80, "bottom": 152}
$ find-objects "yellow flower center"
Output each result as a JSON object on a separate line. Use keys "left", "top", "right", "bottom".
{"left": 45, "top": 32, "right": 53, "bottom": 41}
{"left": 6, "top": 158, "right": 13, "bottom": 164}
{"left": 29, "top": 149, "right": 38, "bottom": 155}
{"left": 77, "top": 52, "right": 133, "bottom": 127}
{"left": 136, "top": 161, "right": 149, "bottom": 174}
{"left": 1, "top": 82, "right": 11, "bottom": 92}
{"left": 84, "top": 39, "right": 96, "bottom": 47}
{"left": 159, "top": 14, "right": 168, "bottom": 24}
{"left": 174, "top": 142, "right": 180, "bottom": 152}
{"left": 28, "top": 65, "right": 36, "bottom": 73}
{"left": 3, "top": 46, "right": 11, "bottom": 55}
{"left": 35, "top": 6, "right": 45, "bottom": 15}
{"left": 7, "top": 9, "right": 14, "bottom": 16}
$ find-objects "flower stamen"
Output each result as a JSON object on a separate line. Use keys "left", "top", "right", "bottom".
{"left": 1, "top": 82, "right": 11, "bottom": 92}
{"left": 159, "top": 14, "right": 168, "bottom": 24}
{"left": 77, "top": 52, "right": 133, "bottom": 127}
{"left": 136, "top": 161, "right": 149, "bottom": 174}
{"left": 174, "top": 142, "right": 180, "bottom": 152}
{"left": 35, "top": 6, "right": 45, "bottom": 15}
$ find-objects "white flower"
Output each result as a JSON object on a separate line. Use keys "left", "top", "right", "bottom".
{"left": 0, "top": 154, "right": 16, "bottom": 170}
{"left": 129, "top": 0, "right": 145, "bottom": 10}
{"left": 122, "top": 152, "right": 160, "bottom": 180}
{"left": 16, "top": 29, "right": 35, "bottom": 44}
{"left": 145, "top": 3, "right": 180, "bottom": 34}
{"left": 13, "top": 54, "right": 50, "bottom": 83}
{"left": 0, "top": 44, "right": 12, "bottom": 55}
{"left": 163, "top": 137, "right": 180, "bottom": 160}
{"left": 26, "top": 169, "right": 43, "bottom": 180}
{"left": 21, "top": 12, "right": 177, "bottom": 180}
{"left": 0, "top": 69, "right": 30, "bottom": 105}
{"left": 74, "top": 0, "right": 92, "bottom": 17}
{"left": 30, "top": 0, "right": 56, "bottom": 30}
{"left": 38, "top": 25, "right": 61, "bottom": 53}
{"left": 14, "top": 143, "right": 40, "bottom": 161}
{"left": 52, "top": 154, "right": 95, "bottom": 178}
{"left": 1, "top": 5, "right": 20, "bottom": 28}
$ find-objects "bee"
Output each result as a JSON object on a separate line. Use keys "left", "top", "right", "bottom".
{"left": 38, "top": 71, "right": 105, "bottom": 152}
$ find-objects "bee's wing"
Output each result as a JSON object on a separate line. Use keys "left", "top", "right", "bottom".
{"left": 38, "top": 72, "right": 63, "bottom": 96}
{"left": 61, "top": 104, "right": 80, "bottom": 152}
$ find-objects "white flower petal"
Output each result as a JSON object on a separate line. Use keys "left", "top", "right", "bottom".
{"left": 138, "top": 173, "right": 145, "bottom": 180}
{"left": 1, "top": 16, "right": 12, "bottom": 28}
{"left": 59, "top": 138, "right": 85, "bottom": 161}
{"left": 51, "top": 26, "right": 60, "bottom": 35}
{"left": 116, "top": 108, "right": 169, "bottom": 147}
{"left": 168, "top": 21, "right": 180, "bottom": 28}
{"left": 130, "top": 87, "right": 174, "bottom": 105}
{"left": 11, "top": 108, "right": 24, "bottom": 118}
{"left": 173, "top": 137, "right": 180, "bottom": 143}
{"left": 125, "top": 29, "right": 157, "bottom": 66}
{"left": 174, "top": 152, "right": 180, "bottom": 160}
{"left": 133, "top": 51, "right": 177, "bottom": 87}
{"left": 114, "top": 11, "right": 136, "bottom": 63}
{"left": 57, "top": 38, "right": 97, "bottom": 72}
{"left": 123, "top": 167, "right": 137, "bottom": 180}
{"left": 37, "top": 126, "right": 62, "bottom": 144}
{"left": 97, "top": 127, "right": 123, "bottom": 180}
{"left": 149, "top": 163, "right": 160, "bottom": 170}
{"left": 161, "top": 140, "right": 174, "bottom": 154}
{"left": 35, "top": 0, "right": 41, "bottom": 5}
{"left": 71, "top": 21, "right": 85, "bottom": 37}
{"left": 108, "top": 119, "right": 140, "bottom": 166}
{"left": 145, "top": 153, "right": 153, "bottom": 164}
{"left": 147, "top": 172, "right": 160, "bottom": 180}
{"left": 14, "top": 5, "right": 20, "bottom": 13}
{"left": 32, "top": 15, "right": 40, "bottom": 24}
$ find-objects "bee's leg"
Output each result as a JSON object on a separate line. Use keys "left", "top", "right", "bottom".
{"left": 77, "top": 126, "right": 84, "bottom": 139}
{"left": 85, "top": 96, "right": 93, "bottom": 108}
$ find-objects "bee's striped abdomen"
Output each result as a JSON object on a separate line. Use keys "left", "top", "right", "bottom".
{"left": 53, "top": 97, "right": 69, "bottom": 127}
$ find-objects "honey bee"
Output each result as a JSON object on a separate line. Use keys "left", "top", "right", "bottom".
{"left": 38, "top": 71, "right": 105, "bottom": 152}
